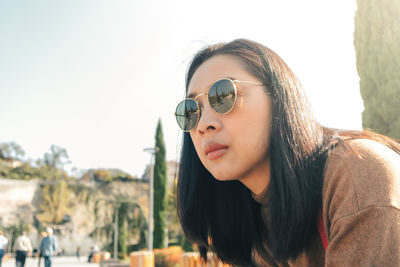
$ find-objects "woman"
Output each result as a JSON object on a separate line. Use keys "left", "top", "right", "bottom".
{"left": 175, "top": 39, "right": 400, "bottom": 266}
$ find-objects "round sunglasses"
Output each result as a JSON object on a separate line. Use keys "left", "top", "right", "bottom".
{"left": 175, "top": 78, "right": 264, "bottom": 132}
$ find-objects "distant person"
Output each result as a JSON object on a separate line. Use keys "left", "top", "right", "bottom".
{"left": 87, "top": 246, "right": 98, "bottom": 263}
{"left": 0, "top": 230, "right": 8, "bottom": 267}
{"left": 76, "top": 246, "right": 80, "bottom": 261}
{"left": 88, "top": 246, "right": 94, "bottom": 262}
{"left": 37, "top": 231, "right": 46, "bottom": 267}
{"left": 38, "top": 228, "right": 58, "bottom": 267}
{"left": 13, "top": 231, "right": 33, "bottom": 267}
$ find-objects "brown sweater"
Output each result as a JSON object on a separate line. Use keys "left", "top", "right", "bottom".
{"left": 252, "top": 139, "right": 400, "bottom": 266}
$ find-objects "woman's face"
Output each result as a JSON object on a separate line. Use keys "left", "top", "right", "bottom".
{"left": 188, "top": 54, "right": 273, "bottom": 184}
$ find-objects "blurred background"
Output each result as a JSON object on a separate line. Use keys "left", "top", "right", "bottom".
{"left": 0, "top": 0, "right": 398, "bottom": 266}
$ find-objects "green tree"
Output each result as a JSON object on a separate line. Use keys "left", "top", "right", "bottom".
{"left": 0, "top": 143, "right": 72, "bottom": 181}
{"left": 8, "top": 163, "right": 36, "bottom": 180}
{"left": 37, "top": 179, "right": 71, "bottom": 224}
{"left": 354, "top": 0, "right": 400, "bottom": 139}
{"left": 117, "top": 202, "right": 129, "bottom": 258}
{"left": 43, "top": 145, "right": 70, "bottom": 169}
{"left": 91, "top": 198, "right": 147, "bottom": 259}
{"left": 37, "top": 145, "right": 71, "bottom": 180}
{"left": 3, "top": 220, "right": 31, "bottom": 252}
{"left": 0, "top": 142, "right": 25, "bottom": 161}
{"left": 153, "top": 119, "right": 168, "bottom": 248}
{"left": 81, "top": 168, "right": 135, "bottom": 183}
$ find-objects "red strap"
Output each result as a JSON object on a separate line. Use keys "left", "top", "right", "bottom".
{"left": 318, "top": 210, "right": 329, "bottom": 251}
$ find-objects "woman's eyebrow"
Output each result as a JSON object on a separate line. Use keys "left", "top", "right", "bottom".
{"left": 187, "top": 91, "right": 197, "bottom": 99}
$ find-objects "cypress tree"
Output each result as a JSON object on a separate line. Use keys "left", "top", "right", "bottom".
{"left": 153, "top": 119, "right": 168, "bottom": 248}
{"left": 354, "top": 0, "right": 400, "bottom": 139}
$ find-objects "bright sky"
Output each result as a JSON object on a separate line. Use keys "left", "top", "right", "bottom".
{"left": 0, "top": 0, "right": 362, "bottom": 177}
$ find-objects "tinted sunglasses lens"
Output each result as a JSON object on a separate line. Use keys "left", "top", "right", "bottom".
{"left": 175, "top": 99, "right": 199, "bottom": 131}
{"left": 208, "top": 79, "right": 236, "bottom": 114}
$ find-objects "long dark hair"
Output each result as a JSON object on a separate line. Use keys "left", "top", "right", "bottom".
{"left": 176, "top": 39, "right": 400, "bottom": 265}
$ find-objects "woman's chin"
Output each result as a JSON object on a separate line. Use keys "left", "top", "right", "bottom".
{"left": 210, "top": 171, "right": 238, "bottom": 182}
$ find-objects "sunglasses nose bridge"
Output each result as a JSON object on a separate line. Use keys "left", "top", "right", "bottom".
{"left": 192, "top": 92, "right": 212, "bottom": 115}
{"left": 194, "top": 92, "right": 208, "bottom": 102}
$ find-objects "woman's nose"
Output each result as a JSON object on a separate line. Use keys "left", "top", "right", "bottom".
{"left": 196, "top": 102, "right": 222, "bottom": 134}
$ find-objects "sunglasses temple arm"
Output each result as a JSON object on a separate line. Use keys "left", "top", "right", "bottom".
{"left": 234, "top": 80, "right": 264, "bottom": 85}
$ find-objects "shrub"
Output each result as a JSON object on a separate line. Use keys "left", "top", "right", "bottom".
{"left": 154, "top": 246, "right": 183, "bottom": 267}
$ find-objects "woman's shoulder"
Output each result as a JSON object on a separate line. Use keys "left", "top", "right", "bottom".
{"left": 326, "top": 138, "right": 400, "bottom": 169}
{"left": 322, "top": 138, "right": 400, "bottom": 221}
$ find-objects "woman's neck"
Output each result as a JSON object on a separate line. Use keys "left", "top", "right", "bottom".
{"left": 238, "top": 157, "right": 271, "bottom": 195}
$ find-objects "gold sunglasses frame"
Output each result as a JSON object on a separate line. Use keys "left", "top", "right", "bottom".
{"left": 175, "top": 78, "right": 264, "bottom": 132}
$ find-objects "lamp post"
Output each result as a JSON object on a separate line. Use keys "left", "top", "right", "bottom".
{"left": 143, "top": 147, "right": 158, "bottom": 251}
{"left": 95, "top": 197, "right": 139, "bottom": 259}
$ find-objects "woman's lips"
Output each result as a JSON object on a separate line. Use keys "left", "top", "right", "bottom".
{"left": 206, "top": 147, "right": 228, "bottom": 160}
{"left": 204, "top": 143, "right": 228, "bottom": 160}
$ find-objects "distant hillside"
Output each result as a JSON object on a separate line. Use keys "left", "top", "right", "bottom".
{"left": 0, "top": 178, "right": 40, "bottom": 225}
{"left": 0, "top": 177, "right": 149, "bottom": 255}
{"left": 0, "top": 142, "right": 181, "bottom": 256}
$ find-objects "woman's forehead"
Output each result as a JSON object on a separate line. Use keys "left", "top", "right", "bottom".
{"left": 187, "top": 54, "right": 249, "bottom": 95}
